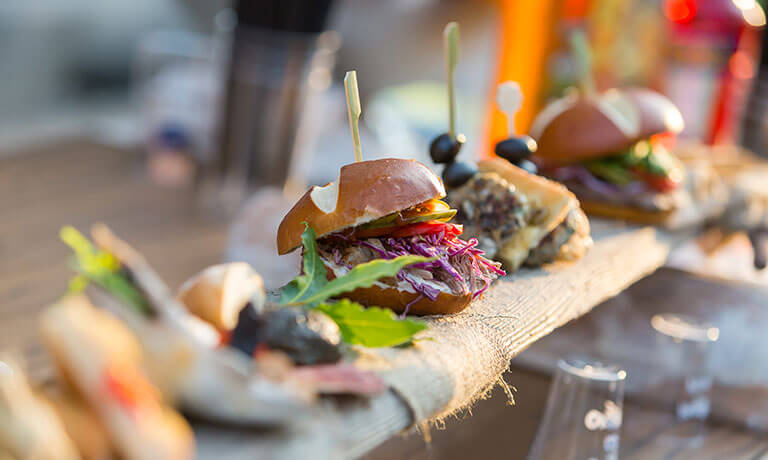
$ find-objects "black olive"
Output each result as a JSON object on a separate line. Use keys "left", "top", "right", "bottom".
{"left": 495, "top": 136, "right": 537, "bottom": 163}
{"left": 748, "top": 229, "right": 767, "bottom": 270}
{"left": 516, "top": 159, "right": 538, "bottom": 175}
{"left": 443, "top": 161, "right": 478, "bottom": 188}
{"left": 229, "top": 304, "right": 342, "bottom": 365}
{"left": 430, "top": 132, "right": 465, "bottom": 164}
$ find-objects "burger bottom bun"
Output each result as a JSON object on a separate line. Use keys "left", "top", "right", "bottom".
{"left": 339, "top": 284, "right": 472, "bottom": 316}
{"left": 580, "top": 200, "right": 674, "bottom": 225}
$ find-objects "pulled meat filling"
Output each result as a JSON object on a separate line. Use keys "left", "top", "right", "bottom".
{"left": 523, "top": 209, "right": 579, "bottom": 266}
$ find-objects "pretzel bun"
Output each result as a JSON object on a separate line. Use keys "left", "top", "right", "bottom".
{"left": 579, "top": 199, "right": 675, "bottom": 225}
{"left": 623, "top": 87, "right": 684, "bottom": 139}
{"left": 277, "top": 159, "right": 445, "bottom": 254}
{"left": 532, "top": 88, "right": 684, "bottom": 165}
{"left": 531, "top": 90, "right": 641, "bottom": 164}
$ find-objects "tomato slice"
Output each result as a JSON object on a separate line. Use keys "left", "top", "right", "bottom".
{"left": 390, "top": 221, "right": 463, "bottom": 238}
{"left": 650, "top": 132, "right": 676, "bottom": 151}
{"left": 633, "top": 167, "right": 682, "bottom": 193}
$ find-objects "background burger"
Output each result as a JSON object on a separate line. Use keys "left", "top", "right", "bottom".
{"left": 277, "top": 158, "right": 505, "bottom": 315}
{"left": 530, "top": 87, "right": 688, "bottom": 224}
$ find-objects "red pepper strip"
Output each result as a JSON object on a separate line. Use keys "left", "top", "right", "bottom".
{"left": 390, "top": 221, "right": 463, "bottom": 238}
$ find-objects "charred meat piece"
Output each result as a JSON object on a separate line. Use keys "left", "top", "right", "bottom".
{"left": 524, "top": 209, "right": 578, "bottom": 266}
{"left": 447, "top": 173, "right": 530, "bottom": 258}
{"left": 229, "top": 305, "right": 342, "bottom": 365}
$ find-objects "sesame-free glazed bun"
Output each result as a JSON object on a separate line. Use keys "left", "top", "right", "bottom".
{"left": 531, "top": 89, "right": 641, "bottom": 164}
{"left": 623, "top": 87, "right": 684, "bottom": 139}
{"left": 277, "top": 158, "right": 446, "bottom": 254}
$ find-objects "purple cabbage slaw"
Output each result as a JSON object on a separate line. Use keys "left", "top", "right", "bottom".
{"left": 327, "top": 229, "right": 505, "bottom": 301}
{"left": 549, "top": 165, "right": 648, "bottom": 197}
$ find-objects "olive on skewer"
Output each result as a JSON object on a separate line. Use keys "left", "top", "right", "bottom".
{"left": 494, "top": 81, "right": 540, "bottom": 175}
{"left": 430, "top": 132, "right": 466, "bottom": 165}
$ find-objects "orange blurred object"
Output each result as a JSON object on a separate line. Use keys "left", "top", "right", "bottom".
{"left": 103, "top": 364, "right": 161, "bottom": 413}
{"left": 483, "top": 0, "right": 557, "bottom": 158}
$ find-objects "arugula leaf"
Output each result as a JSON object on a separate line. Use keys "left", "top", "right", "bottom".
{"left": 60, "top": 226, "right": 150, "bottom": 315}
{"left": 315, "top": 299, "right": 427, "bottom": 347}
{"left": 280, "top": 223, "right": 329, "bottom": 305}
{"left": 298, "top": 255, "right": 432, "bottom": 306}
{"left": 280, "top": 223, "right": 433, "bottom": 347}
{"left": 280, "top": 223, "right": 433, "bottom": 306}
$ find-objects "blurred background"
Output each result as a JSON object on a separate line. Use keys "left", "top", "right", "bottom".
{"left": 3, "top": 0, "right": 765, "bottom": 182}
{"left": 2, "top": 1, "right": 768, "bottom": 458}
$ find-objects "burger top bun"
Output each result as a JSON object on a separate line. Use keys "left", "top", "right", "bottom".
{"left": 623, "top": 87, "right": 684, "bottom": 139}
{"left": 530, "top": 89, "right": 641, "bottom": 164}
{"left": 277, "top": 158, "right": 445, "bottom": 254}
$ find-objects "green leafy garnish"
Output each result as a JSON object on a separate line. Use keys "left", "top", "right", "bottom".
{"left": 280, "top": 222, "right": 431, "bottom": 348}
{"left": 584, "top": 141, "right": 676, "bottom": 186}
{"left": 285, "top": 254, "right": 432, "bottom": 306}
{"left": 60, "top": 226, "right": 150, "bottom": 315}
{"left": 316, "top": 299, "right": 427, "bottom": 347}
{"left": 280, "top": 224, "right": 330, "bottom": 305}
{"left": 585, "top": 158, "right": 636, "bottom": 185}
{"left": 280, "top": 223, "right": 433, "bottom": 307}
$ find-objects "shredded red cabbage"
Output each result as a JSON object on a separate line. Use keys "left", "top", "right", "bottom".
{"left": 550, "top": 165, "right": 650, "bottom": 197}
{"left": 324, "top": 231, "right": 505, "bottom": 302}
{"left": 400, "top": 294, "right": 424, "bottom": 318}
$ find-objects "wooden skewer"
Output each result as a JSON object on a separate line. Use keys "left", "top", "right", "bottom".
{"left": 570, "top": 31, "right": 596, "bottom": 97}
{"left": 444, "top": 22, "right": 459, "bottom": 138}
{"left": 344, "top": 70, "right": 363, "bottom": 162}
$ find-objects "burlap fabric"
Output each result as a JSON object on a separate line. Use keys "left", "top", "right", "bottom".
{"left": 354, "top": 223, "right": 674, "bottom": 425}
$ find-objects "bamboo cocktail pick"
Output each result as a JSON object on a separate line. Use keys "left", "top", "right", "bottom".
{"left": 570, "top": 31, "right": 596, "bottom": 97}
{"left": 444, "top": 22, "right": 459, "bottom": 139}
{"left": 344, "top": 70, "right": 363, "bottom": 162}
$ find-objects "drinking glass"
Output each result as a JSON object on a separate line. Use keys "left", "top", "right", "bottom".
{"left": 651, "top": 313, "right": 719, "bottom": 445}
{"left": 528, "top": 357, "right": 626, "bottom": 460}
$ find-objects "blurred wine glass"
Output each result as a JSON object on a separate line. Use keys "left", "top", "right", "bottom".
{"left": 528, "top": 357, "right": 626, "bottom": 460}
{"left": 651, "top": 313, "right": 719, "bottom": 446}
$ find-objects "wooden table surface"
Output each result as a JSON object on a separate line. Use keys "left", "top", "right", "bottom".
{"left": 3, "top": 141, "right": 767, "bottom": 459}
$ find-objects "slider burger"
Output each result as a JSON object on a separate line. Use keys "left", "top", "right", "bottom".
{"left": 277, "top": 158, "right": 505, "bottom": 315}
{"left": 531, "top": 88, "right": 687, "bottom": 224}
{"left": 430, "top": 80, "right": 591, "bottom": 271}
{"left": 445, "top": 159, "right": 591, "bottom": 270}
